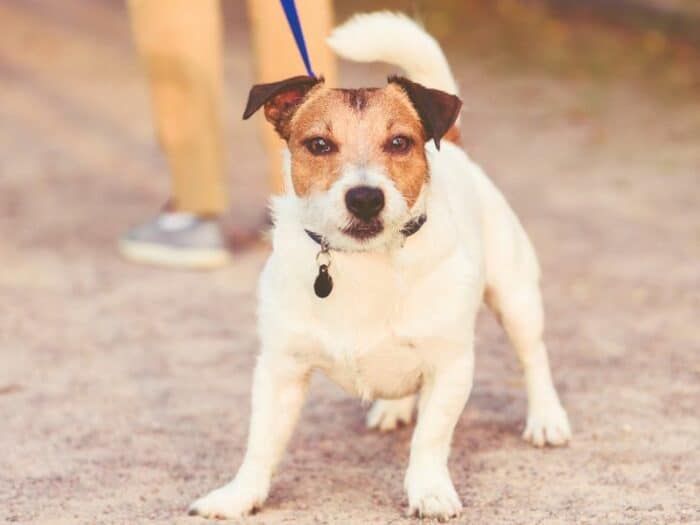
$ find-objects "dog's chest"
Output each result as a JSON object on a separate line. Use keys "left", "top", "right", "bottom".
{"left": 306, "top": 248, "right": 477, "bottom": 400}
{"left": 324, "top": 338, "right": 424, "bottom": 401}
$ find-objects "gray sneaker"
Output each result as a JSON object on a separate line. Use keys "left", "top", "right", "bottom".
{"left": 119, "top": 212, "right": 231, "bottom": 269}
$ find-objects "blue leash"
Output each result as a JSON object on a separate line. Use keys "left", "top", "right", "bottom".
{"left": 279, "top": 0, "right": 316, "bottom": 77}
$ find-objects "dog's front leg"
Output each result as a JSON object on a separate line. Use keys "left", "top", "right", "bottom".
{"left": 405, "top": 350, "right": 473, "bottom": 521}
{"left": 189, "top": 352, "right": 309, "bottom": 519}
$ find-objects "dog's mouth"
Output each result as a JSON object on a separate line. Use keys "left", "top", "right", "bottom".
{"left": 342, "top": 218, "right": 384, "bottom": 240}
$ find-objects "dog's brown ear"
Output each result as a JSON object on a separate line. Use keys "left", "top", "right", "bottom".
{"left": 243, "top": 75, "right": 322, "bottom": 139}
{"left": 388, "top": 76, "right": 462, "bottom": 150}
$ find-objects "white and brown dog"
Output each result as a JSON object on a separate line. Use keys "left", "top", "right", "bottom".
{"left": 189, "top": 12, "right": 571, "bottom": 521}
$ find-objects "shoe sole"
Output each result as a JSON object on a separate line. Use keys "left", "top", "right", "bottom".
{"left": 119, "top": 240, "right": 231, "bottom": 270}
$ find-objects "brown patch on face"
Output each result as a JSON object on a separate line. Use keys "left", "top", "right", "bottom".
{"left": 286, "top": 84, "right": 429, "bottom": 208}
{"left": 337, "top": 88, "right": 377, "bottom": 112}
{"left": 381, "top": 85, "right": 430, "bottom": 207}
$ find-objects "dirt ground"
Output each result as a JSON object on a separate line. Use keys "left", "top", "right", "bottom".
{"left": 1, "top": 1, "right": 699, "bottom": 524}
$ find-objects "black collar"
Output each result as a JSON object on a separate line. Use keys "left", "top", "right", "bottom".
{"left": 304, "top": 214, "right": 427, "bottom": 250}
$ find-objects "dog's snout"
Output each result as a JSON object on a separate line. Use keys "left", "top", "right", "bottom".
{"left": 345, "top": 186, "right": 385, "bottom": 221}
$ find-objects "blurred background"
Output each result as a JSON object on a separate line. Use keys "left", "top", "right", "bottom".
{"left": 2, "top": 0, "right": 698, "bottom": 241}
{"left": 1, "top": 1, "right": 698, "bottom": 524}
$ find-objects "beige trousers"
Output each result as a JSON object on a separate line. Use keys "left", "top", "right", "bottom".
{"left": 128, "top": 0, "right": 336, "bottom": 215}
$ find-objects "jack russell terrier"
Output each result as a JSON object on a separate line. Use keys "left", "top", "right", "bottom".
{"left": 189, "top": 12, "right": 571, "bottom": 521}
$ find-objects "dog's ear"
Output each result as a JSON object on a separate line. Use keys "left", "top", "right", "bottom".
{"left": 243, "top": 75, "right": 322, "bottom": 139}
{"left": 388, "top": 76, "right": 462, "bottom": 150}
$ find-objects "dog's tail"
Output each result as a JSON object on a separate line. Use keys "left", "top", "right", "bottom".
{"left": 327, "top": 11, "right": 459, "bottom": 98}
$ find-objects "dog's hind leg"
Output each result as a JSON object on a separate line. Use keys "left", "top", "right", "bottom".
{"left": 367, "top": 396, "right": 416, "bottom": 431}
{"left": 188, "top": 352, "right": 310, "bottom": 519}
{"left": 485, "top": 279, "right": 571, "bottom": 447}
{"left": 474, "top": 164, "right": 571, "bottom": 447}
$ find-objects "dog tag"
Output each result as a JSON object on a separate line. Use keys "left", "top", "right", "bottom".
{"left": 314, "top": 264, "right": 333, "bottom": 298}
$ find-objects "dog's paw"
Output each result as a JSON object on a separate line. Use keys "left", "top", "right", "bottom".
{"left": 366, "top": 396, "right": 415, "bottom": 432}
{"left": 405, "top": 468, "right": 462, "bottom": 521}
{"left": 188, "top": 478, "right": 269, "bottom": 520}
{"left": 523, "top": 401, "right": 571, "bottom": 447}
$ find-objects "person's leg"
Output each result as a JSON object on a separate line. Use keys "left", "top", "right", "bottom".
{"left": 129, "top": 0, "right": 226, "bottom": 215}
{"left": 247, "top": 0, "right": 337, "bottom": 194}
{"left": 122, "top": 0, "right": 230, "bottom": 268}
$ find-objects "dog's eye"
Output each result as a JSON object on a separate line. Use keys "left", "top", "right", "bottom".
{"left": 303, "top": 137, "right": 337, "bottom": 156}
{"left": 384, "top": 135, "right": 413, "bottom": 154}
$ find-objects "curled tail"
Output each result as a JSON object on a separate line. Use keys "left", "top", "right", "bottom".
{"left": 327, "top": 11, "right": 459, "bottom": 97}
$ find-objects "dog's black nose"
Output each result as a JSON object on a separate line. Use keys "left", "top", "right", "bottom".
{"left": 345, "top": 186, "right": 385, "bottom": 221}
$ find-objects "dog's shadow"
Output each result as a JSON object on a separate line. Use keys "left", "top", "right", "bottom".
{"left": 264, "top": 386, "right": 524, "bottom": 515}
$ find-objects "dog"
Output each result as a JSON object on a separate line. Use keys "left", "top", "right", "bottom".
{"left": 189, "top": 12, "right": 571, "bottom": 521}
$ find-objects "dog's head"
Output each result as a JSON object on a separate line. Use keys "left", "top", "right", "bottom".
{"left": 244, "top": 75, "right": 461, "bottom": 251}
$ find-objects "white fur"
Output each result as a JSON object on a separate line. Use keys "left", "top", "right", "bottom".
{"left": 190, "top": 12, "right": 570, "bottom": 521}
{"left": 297, "top": 163, "right": 417, "bottom": 253}
{"left": 327, "top": 11, "right": 459, "bottom": 96}
{"left": 366, "top": 395, "right": 416, "bottom": 431}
